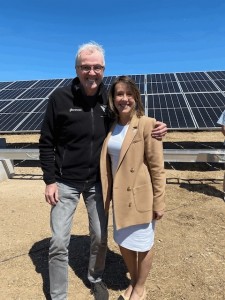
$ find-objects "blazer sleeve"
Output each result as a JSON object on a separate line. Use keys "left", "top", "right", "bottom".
{"left": 143, "top": 117, "right": 166, "bottom": 212}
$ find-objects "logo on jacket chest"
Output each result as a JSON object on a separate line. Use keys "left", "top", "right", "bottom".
{"left": 69, "top": 108, "right": 83, "bottom": 112}
{"left": 100, "top": 105, "right": 107, "bottom": 112}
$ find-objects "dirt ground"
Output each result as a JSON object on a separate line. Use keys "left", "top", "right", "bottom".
{"left": 0, "top": 131, "right": 225, "bottom": 300}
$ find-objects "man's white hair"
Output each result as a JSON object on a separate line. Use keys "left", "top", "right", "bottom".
{"left": 75, "top": 41, "right": 105, "bottom": 66}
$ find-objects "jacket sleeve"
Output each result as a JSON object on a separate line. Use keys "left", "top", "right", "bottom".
{"left": 39, "top": 96, "right": 57, "bottom": 185}
{"left": 143, "top": 118, "right": 166, "bottom": 212}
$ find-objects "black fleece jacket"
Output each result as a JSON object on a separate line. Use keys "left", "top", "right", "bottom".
{"left": 39, "top": 77, "right": 111, "bottom": 185}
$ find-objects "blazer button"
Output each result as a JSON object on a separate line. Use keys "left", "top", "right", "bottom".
{"left": 127, "top": 186, "right": 132, "bottom": 191}
{"left": 130, "top": 168, "right": 134, "bottom": 173}
{"left": 128, "top": 202, "right": 132, "bottom": 207}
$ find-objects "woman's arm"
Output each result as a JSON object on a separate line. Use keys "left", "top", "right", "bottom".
{"left": 144, "top": 118, "right": 166, "bottom": 213}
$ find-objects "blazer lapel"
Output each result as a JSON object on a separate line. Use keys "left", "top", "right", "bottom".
{"left": 116, "top": 115, "right": 139, "bottom": 172}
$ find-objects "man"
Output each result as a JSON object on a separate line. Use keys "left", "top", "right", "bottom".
{"left": 217, "top": 110, "right": 225, "bottom": 201}
{"left": 39, "top": 41, "right": 167, "bottom": 300}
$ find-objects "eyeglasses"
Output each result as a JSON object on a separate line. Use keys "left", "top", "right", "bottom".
{"left": 78, "top": 65, "right": 105, "bottom": 73}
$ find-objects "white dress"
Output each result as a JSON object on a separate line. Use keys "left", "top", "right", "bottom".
{"left": 107, "top": 123, "right": 155, "bottom": 252}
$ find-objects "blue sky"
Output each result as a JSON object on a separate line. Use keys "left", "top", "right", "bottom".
{"left": 0, "top": 0, "right": 225, "bottom": 81}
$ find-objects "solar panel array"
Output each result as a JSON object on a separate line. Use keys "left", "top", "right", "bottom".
{"left": 0, "top": 71, "right": 225, "bottom": 133}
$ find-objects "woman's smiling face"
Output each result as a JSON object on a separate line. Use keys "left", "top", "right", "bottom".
{"left": 113, "top": 82, "right": 136, "bottom": 118}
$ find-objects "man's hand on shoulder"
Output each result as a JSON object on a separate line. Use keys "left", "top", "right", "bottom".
{"left": 152, "top": 121, "right": 168, "bottom": 140}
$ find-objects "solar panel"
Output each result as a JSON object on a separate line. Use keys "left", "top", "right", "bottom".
{"left": 16, "top": 112, "right": 45, "bottom": 131}
{"left": 1, "top": 99, "right": 46, "bottom": 113}
{"left": 145, "top": 71, "right": 225, "bottom": 130}
{"left": 32, "top": 79, "right": 64, "bottom": 88}
{"left": 147, "top": 81, "right": 180, "bottom": 94}
{"left": 0, "top": 113, "right": 30, "bottom": 132}
{"left": 0, "top": 89, "right": 27, "bottom": 99}
{"left": 191, "top": 107, "right": 222, "bottom": 129}
{"left": 18, "top": 87, "right": 55, "bottom": 99}
{"left": 8, "top": 80, "right": 38, "bottom": 89}
{"left": 214, "top": 80, "right": 225, "bottom": 91}
{"left": 184, "top": 93, "right": 225, "bottom": 129}
{"left": 207, "top": 71, "right": 225, "bottom": 80}
{"left": 148, "top": 108, "right": 196, "bottom": 129}
{"left": 185, "top": 93, "right": 225, "bottom": 107}
{"left": 176, "top": 72, "right": 209, "bottom": 81}
{"left": 0, "top": 71, "right": 225, "bottom": 133}
{"left": 141, "top": 95, "right": 145, "bottom": 108}
{"left": 0, "top": 100, "right": 11, "bottom": 112}
{"left": 102, "top": 76, "right": 117, "bottom": 92}
{"left": 59, "top": 79, "right": 73, "bottom": 87}
{"left": 103, "top": 74, "right": 146, "bottom": 94}
{"left": 148, "top": 94, "right": 187, "bottom": 109}
{"left": 179, "top": 80, "right": 218, "bottom": 93}
{"left": 147, "top": 73, "right": 176, "bottom": 82}
{"left": 128, "top": 74, "right": 145, "bottom": 83}
{"left": 0, "top": 82, "right": 13, "bottom": 89}
{"left": 147, "top": 93, "right": 196, "bottom": 129}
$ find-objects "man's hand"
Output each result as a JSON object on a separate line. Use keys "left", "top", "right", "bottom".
{"left": 45, "top": 183, "right": 59, "bottom": 206}
{"left": 152, "top": 121, "right": 167, "bottom": 140}
{"left": 153, "top": 210, "right": 164, "bottom": 220}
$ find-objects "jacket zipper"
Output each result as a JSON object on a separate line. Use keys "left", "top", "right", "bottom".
{"left": 87, "top": 108, "right": 94, "bottom": 182}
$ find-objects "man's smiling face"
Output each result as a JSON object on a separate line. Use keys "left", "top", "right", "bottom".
{"left": 76, "top": 50, "right": 105, "bottom": 96}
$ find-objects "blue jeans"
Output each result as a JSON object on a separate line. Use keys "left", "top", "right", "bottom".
{"left": 49, "top": 180, "right": 108, "bottom": 300}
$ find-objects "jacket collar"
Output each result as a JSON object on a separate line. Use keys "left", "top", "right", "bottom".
{"left": 110, "top": 114, "right": 139, "bottom": 132}
{"left": 71, "top": 77, "right": 108, "bottom": 105}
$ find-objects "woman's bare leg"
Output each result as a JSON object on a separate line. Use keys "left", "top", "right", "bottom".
{"left": 130, "top": 248, "right": 154, "bottom": 300}
{"left": 119, "top": 245, "right": 138, "bottom": 298}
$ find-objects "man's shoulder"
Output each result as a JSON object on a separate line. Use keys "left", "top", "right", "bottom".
{"left": 48, "top": 84, "right": 73, "bottom": 103}
{"left": 51, "top": 84, "right": 71, "bottom": 96}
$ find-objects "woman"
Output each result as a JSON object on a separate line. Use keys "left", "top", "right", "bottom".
{"left": 100, "top": 76, "right": 166, "bottom": 300}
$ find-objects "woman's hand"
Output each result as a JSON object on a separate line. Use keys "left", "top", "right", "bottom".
{"left": 153, "top": 210, "right": 164, "bottom": 220}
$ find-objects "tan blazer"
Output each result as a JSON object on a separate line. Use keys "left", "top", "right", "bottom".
{"left": 100, "top": 115, "right": 166, "bottom": 230}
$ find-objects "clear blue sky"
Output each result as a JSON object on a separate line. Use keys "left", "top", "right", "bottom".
{"left": 0, "top": 0, "right": 225, "bottom": 81}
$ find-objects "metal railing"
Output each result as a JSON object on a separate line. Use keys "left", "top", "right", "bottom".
{"left": 1, "top": 148, "right": 225, "bottom": 163}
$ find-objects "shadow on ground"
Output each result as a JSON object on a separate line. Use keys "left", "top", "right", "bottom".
{"left": 29, "top": 235, "right": 129, "bottom": 299}
{"left": 179, "top": 182, "right": 224, "bottom": 200}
